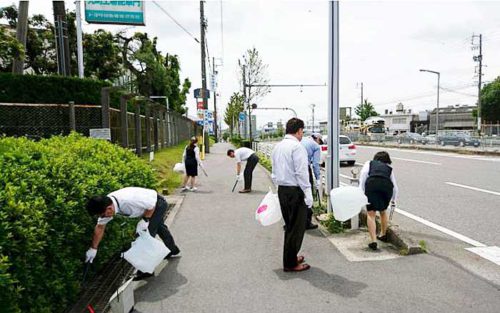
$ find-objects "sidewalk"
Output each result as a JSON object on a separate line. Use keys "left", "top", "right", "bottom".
{"left": 133, "top": 143, "right": 500, "bottom": 313}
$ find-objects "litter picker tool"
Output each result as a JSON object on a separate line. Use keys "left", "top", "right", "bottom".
{"left": 201, "top": 167, "right": 208, "bottom": 177}
{"left": 231, "top": 178, "right": 239, "bottom": 192}
{"left": 389, "top": 202, "right": 396, "bottom": 221}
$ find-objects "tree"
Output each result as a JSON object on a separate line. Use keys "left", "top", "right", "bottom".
{"left": 0, "top": 26, "right": 24, "bottom": 72}
{"left": 83, "top": 29, "right": 122, "bottom": 81}
{"left": 355, "top": 99, "right": 379, "bottom": 121}
{"left": 480, "top": 77, "right": 500, "bottom": 123}
{"left": 223, "top": 92, "right": 244, "bottom": 136}
{"left": 238, "top": 47, "right": 270, "bottom": 105}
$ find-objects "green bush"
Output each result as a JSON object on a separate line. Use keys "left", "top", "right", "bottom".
{"left": 0, "top": 133, "right": 156, "bottom": 313}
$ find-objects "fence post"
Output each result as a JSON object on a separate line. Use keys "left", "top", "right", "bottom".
{"left": 158, "top": 108, "right": 164, "bottom": 149}
{"left": 120, "top": 95, "right": 129, "bottom": 148}
{"left": 145, "top": 103, "right": 151, "bottom": 153}
{"left": 153, "top": 107, "right": 159, "bottom": 151}
{"left": 69, "top": 101, "right": 76, "bottom": 131}
{"left": 101, "top": 87, "right": 110, "bottom": 128}
{"left": 135, "top": 101, "right": 142, "bottom": 156}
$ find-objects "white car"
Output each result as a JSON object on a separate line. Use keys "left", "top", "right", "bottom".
{"left": 320, "top": 135, "right": 357, "bottom": 166}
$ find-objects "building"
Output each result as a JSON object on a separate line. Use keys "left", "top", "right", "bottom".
{"left": 429, "top": 105, "right": 476, "bottom": 134}
{"left": 380, "top": 103, "right": 420, "bottom": 135}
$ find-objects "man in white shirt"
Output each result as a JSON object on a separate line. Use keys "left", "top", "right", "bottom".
{"left": 227, "top": 147, "right": 260, "bottom": 193}
{"left": 271, "top": 118, "right": 312, "bottom": 272}
{"left": 85, "top": 187, "right": 180, "bottom": 280}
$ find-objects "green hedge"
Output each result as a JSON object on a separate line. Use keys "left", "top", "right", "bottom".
{"left": 0, "top": 133, "right": 157, "bottom": 313}
{"left": 0, "top": 73, "right": 111, "bottom": 105}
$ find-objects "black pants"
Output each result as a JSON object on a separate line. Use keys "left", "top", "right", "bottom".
{"left": 278, "top": 186, "right": 307, "bottom": 268}
{"left": 244, "top": 154, "right": 259, "bottom": 190}
{"left": 149, "top": 195, "right": 179, "bottom": 254}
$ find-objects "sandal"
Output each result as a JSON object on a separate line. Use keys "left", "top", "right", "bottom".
{"left": 284, "top": 263, "right": 311, "bottom": 272}
{"left": 297, "top": 255, "right": 305, "bottom": 264}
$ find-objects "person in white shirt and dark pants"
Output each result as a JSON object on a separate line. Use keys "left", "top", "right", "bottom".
{"left": 271, "top": 118, "right": 312, "bottom": 272}
{"left": 227, "top": 147, "right": 259, "bottom": 193}
{"left": 85, "top": 187, "right": 181, "bottom": 280}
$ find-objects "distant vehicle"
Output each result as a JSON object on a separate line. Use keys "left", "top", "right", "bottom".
{"left": 360, "top": 117, "right": 386, "bottom": 141}
{"left": 320, "top": 135, "right": 357, "bottom": 166}
{"left": 396, "top": 132, "right": 428, "bottom": 145}
{"left": 424, "top": 134, "right": 437, "bottom": 145}
{"left": 437, "top": 133, "right": 480, "bottom": 147}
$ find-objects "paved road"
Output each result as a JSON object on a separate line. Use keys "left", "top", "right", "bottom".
{"left": 133, "top": 143, "right": 500, "bottom": 313}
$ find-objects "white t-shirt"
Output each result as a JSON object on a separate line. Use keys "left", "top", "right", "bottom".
{"left": 234, "top": 147, "right": 255, "bottom": 163}
{"left": 97, "top": 187, "right": 158, "bottom": 225}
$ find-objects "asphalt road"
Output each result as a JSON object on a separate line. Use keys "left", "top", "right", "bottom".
{"left": 344, "top": 146, "right": 500, "bottom": 247}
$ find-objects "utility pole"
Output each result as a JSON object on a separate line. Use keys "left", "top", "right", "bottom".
{"left": 53, "top": 1, "right": 71, "bottom": 76}
{"left": 12, "top": 1, "right": 29, "bottom": 74}
{"left": 360, "top": 82, "right": 364, "bottom": 107}
{"left": 199, "top": 0, "right": 209, "bottom": 152}
{"left": 75, "top": 0, "right": 84, "bottom": 78}
{"left": 472, "top": 33, "right": 483, "bottom": 133}
{"left": 311, "top": 103, "right": 316, "bottom": 133}
{"left": 242, "top": 64, "right": 247, "bottom": 139}
{"left": 212, "top": 57, "right": 218, "bottom": 142}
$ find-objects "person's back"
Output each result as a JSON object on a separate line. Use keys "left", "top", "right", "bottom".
{"left": 272, "top": 137, "right": 305, "bottom": 185}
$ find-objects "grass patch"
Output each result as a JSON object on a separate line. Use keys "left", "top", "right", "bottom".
{"left": 256, "top": 152, "right": 272, "bottom": 172}
{"left": 146, "top": 141, "right": 188, "bottom": 194}
{"left": 321, "top": 213, "right": 346, "bottom": 234}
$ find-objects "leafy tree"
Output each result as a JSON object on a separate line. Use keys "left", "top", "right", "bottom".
{"left": 480, "top": 77, "right": 500, "bottom": 123}
{"left": 238, "top": 47, "right": 270, "bottom": 105}
{"left": 83, "top": 29, "right": 122, "bottom": 81}
{"left": 223, "top": 92, "right": 244, "bottom": 136}
{"left": 0, "top": 26, "right": 24, "bottom": 72}
{"left": 355, "top": 99, "right": 379, "bottom": 121}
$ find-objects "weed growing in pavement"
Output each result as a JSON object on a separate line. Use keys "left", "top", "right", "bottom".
{"left": 419, "top": 240, "right": 428, "bottom": 253}
{"left": 322, "top": 213, "right": 346, "bottom": 234}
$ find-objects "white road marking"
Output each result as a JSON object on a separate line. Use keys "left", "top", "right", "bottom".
{"left": 445, "top": 182, "right": 500, "bottom": 196}
{"left": 395, "top": 207, "right": 487, "bottom": 247}
{"left": 465, "top": 246, "right": 500, "bottom": 266}
{"left": 339, "top": 174, "right": 353, "bottom": 180}
{"left": 392, "top": 157, "right": 441, "bottom": 165}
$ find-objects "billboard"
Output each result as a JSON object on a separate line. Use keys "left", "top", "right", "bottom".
{"left": 85, "top": 1, "right": 145, "bottom": 25}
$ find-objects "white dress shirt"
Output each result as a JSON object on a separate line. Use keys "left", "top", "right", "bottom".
{"left": 358, "top": 161, "right": 398, "bottom": 201}
{"left": 271, "top": 134, "right": 311, "bottom": 193}
{"left": 234, "top": 147, "right": 255, "bottom": 163}
{"left": 97, "top": 187, "right": 158, "bottom": 225}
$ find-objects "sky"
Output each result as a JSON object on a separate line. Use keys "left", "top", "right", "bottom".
{"left": 2, "top": 0, "right": 500, "bottom": 129}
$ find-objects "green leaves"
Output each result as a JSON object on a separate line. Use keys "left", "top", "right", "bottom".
{"left": 0, "top": 133, "right": 156, "bottom": 312}
{"left": 355, "top": 99, "right": 379, "bottom": 121}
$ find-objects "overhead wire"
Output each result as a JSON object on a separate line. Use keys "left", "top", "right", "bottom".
{"left": 152, "top": 1, "right": 200, "bottom": 44}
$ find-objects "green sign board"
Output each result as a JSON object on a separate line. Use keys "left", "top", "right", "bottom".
{"left": 85, "top": 1, "right": 145, "bottom": 25}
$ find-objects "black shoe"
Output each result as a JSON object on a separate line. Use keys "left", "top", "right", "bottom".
{"left": 133, "top": 272, "right": 154, "bottom": 281}
{"left": 368, "top": 242, "right": 378, "bottom": 251}
{"left": 164, "top": 248, "right": 181, "bottom": 260}
{"left": 377, "top": 235, "right": 388, "bottom": 242}
{"left": 306, "top": 223, "right": 319, "bottom": 230}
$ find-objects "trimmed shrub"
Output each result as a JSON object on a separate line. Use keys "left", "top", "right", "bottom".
{"left": 0, "top": 133, "right": 157, "bottom": 313}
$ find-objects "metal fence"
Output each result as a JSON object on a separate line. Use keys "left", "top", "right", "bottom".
{"left": 0, "top": 90, "right": 199, "bottom": 154}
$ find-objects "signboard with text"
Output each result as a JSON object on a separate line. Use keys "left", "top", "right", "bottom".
{"left": 85, "top": 1, "right": 145, "bottom": 25}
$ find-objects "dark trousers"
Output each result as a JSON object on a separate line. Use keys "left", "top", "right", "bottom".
{"left": 244, "top": 154, "right": 259, "bottom": 190}
{"left": 278, "top": 186, "right": 307, "bottom": 268}
{"left": 149, "top": 195, "right": 179, "bottom": 254}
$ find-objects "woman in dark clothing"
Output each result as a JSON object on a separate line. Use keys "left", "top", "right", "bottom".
{"left": 182, "top": 137, "right": 204, "bottom": 192}
{"left": 359, "top": 151, "right": 399, "bottom": 250}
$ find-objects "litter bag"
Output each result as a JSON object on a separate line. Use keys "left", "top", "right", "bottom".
{"left": 123, "top": 231, "right": 170, "bottom": 273}
{"left": 255, "top": 189, "right": 282, "bottom": 226}
{"left": 173, "top": 162, "right": 185, "bottom": 174}
{"left": 329, "top": 186, "right": 368, "bottom": 222}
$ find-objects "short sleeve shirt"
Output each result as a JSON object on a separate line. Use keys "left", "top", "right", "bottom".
{"left": 234, "top": 147, "right": 255, "bottom": 163}
{"left": 97, "top": 187, "right": 157, "bottom": 225}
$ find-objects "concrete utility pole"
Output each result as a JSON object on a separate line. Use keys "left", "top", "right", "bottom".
{"left": 242, "top": 64, "right": 247, "bottom": 138}
{"left": 199, "top": 0, "right": 209, "bottom": 152}
{"left": 472, "top": 34, "right": 483, "bottom": 133}
{"left": 360, "top": 82, "right": 364, "bottom": 107}
{"left": 311, "top": 103, "right": 316, "bottom": 133}
{"left": 75, "top": 0, "right": 84, "bottom": 78}
{"left": 213, "top": 57, "right": 218, "bottom": 141}
{"left": 420, "top": 69, "right": 440, "bottom": 135}
{"left": 327, "top": 1, "right": 340, "bottom": 213}
{"left": 12, "top": 1, "right": 29, "bottom": 74}
{"left": 53, "top": 1, "right": 71, "bottom": 76}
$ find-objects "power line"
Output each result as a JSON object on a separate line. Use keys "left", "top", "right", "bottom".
{"left": 152, "top": 1, "right": 200, "bottom": 44}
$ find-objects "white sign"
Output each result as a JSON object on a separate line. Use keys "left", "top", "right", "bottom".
{"left": 89, "top": 128, "right": 111, "bottom": 140}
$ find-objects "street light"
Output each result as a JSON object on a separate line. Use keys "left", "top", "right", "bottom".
{"left": 420, "top": 69, "right": 440, "bottom": 135}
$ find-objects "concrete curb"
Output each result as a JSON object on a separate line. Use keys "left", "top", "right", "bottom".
{"left": 358, "top": 142, "right": 500, "bottom": 156}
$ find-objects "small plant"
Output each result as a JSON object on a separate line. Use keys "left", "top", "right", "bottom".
{"left": 256, "top": 152, "right": 272, "bottom": 172}
{"left": 419, "top": 240, "right": 428, "bottom": 253}
{"left": 321, "top": 213, "right": 345, "bottom": 234}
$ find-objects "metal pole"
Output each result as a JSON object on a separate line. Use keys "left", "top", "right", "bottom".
{"left": 242, "top": 65, "right": 247, "bottom": 139}
{"left": 477, "top": 34, "right": 482, "bottom": 133}
{"left": 200, "top": 0, "right": 209, "bottom": 152}
{"left": 327, "top": 1, "right": 340, "bottom": 213}
{"left": 436, "top": 73, "right": 440, "bottom": 135}
{"left": 311, "top": 103, "right": 315, "bottom": 133}
{"left": 12, "top": 0, "right": 29, "bottom": 74}
{"left": 75, "top": 0, "right": 84, "bottom": 78}
{"left": 213, "top": 57, "right": 218, "bottom": 142}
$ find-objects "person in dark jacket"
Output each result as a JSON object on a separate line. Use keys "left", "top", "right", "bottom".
{"left": 359, "top": 151, "right": 398, "bottom": 250}
{"left": 182, "top": 137, "right": 204, "bottom": 192}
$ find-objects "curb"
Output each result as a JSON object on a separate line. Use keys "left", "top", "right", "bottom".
{"left": 358, "top": 142, "right": 500, "bottom": 157}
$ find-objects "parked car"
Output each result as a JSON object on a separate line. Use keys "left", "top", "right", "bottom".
{"left": 437, "top": 133, "right": 480, "bottom": 147}
{"left": 424, "top": 134, "right": 437, "bottom": 144}
{"left": 320, "top": 135, "right": 357, "bottom": 166}
{"left": 396, "top": 132, "right": 428, "bottom": 145}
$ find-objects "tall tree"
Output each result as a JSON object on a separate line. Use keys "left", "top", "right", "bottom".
{"left": 223, "top": 92, "right": 244, "bottom": 136}
{"left": 355, "top": 99, "right": 379, "bottom": 121}
{"left": 480, "top": 77, "right": 500, "bottom": 123}
{"left": 0, "top": 26, "right": 24, "bottom": 72}
{"left": 238, "top": 47, "right": 270, "bottom": 105}
{"left": 83, "top": 29, "right": 122, "bottom": 81}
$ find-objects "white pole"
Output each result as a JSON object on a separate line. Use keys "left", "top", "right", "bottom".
{"left": 327, "top": 1, "right": 340, "bottom": 213}
{"left": 75, "top": 0, "right": 84, "bottom": 78}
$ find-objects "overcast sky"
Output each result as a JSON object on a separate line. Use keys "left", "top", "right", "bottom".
{"left": 2, "top": 0, "right": 500, "bottom": 128}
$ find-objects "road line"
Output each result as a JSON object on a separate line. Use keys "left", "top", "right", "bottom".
{"left": 339, "top": 174, "right": 353, "bottom": 180}
{"left": 395, "top": 208, "right": 487, "bottom": 247}
{"left": 392, "top": 157, "right": 441, "bottom": 165}
{"left": 445, "top": 182, "right": 500, "bottom": 196}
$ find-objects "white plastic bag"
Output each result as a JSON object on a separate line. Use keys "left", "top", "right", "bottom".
{"left": 173, "top": 162, "right": 185, "bottom": 174}
{"left": 255, "top": 189, "right": 282, "bottom": 226}
{"left": 329, "top": 186, "right": 368, "bottom": 222}
{"left": 123, "top": 231, "right": 170, "bottom": 273}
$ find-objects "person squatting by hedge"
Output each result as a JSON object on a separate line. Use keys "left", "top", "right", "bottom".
{"left": 358, "top": 151, "right": 399, "bottom": 251}
{"left": 182, "top": 136, "right": 205, "bottom": 192}
{"left": 227, "top": 147, "right": 260, "bottom": 193}
{"left": 85, "top": 187, "right": 181, "bottom": 280}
